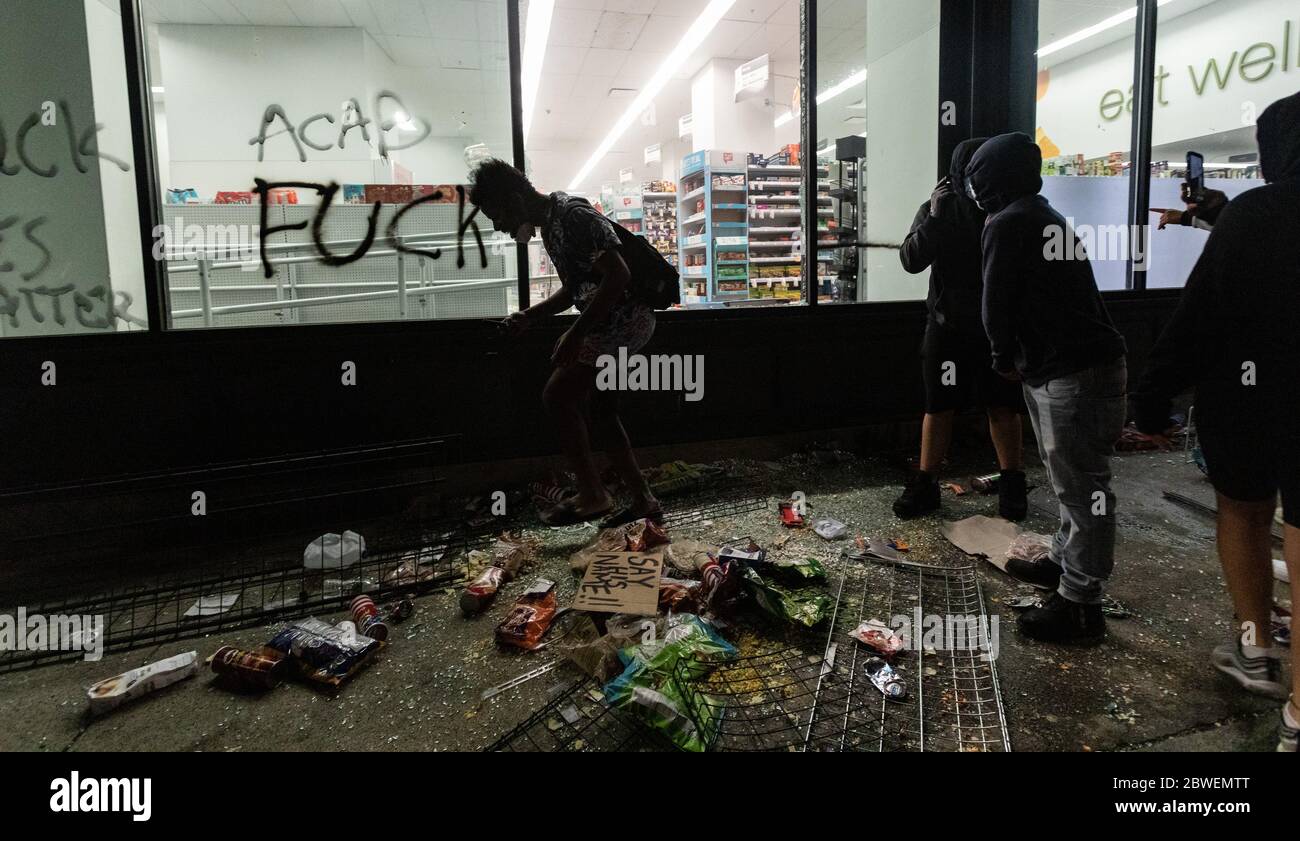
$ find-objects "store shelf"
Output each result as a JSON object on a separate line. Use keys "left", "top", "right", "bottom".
{"left": 679, "top": 186, "right": 705, "bottom": 202}
{"left": 644, "top": 191, "right": 676, "bottom": 198}
{"left": 748, "top": 226, "right": 800, "bottom": 234}
{"left": 682, "top": 212, "right": 706, "bottom": 225}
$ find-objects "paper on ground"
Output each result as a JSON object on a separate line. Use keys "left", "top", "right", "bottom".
{"left": 940, "top": 515, "right": 1023, "bottom": 572}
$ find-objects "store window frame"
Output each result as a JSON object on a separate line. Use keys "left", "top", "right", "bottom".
{"left": 23, "top": 0, "right": 1184, "bottom": 350}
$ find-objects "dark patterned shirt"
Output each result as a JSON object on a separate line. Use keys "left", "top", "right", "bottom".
{"left": 540, "top": 192, "right": 655, "bottom": 365}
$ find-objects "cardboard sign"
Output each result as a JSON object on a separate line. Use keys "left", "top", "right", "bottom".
{"left": 572, "top": 551, "right": 664, "bottom": 615}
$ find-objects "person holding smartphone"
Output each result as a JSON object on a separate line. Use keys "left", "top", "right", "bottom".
{"left": 893, "top": 138, "right": 1028, "bottom": 522}
{"left": 1131, "top": 92, "right": 1300, "bottom": 752}
{"left": 1151, "top": 152, "right": 1230, "bottom": 231}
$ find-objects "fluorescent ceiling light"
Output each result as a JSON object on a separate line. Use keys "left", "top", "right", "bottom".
{"left": 151, "top": 86, "right": 165, "bottom": 94}
{"left": 522, "top": 0, "right": 555, "bottom": 141}
{"left": 568, "top": 0, "right": 737, "bottom": 190}
{"left": 773, "top": 69, "right": 867, "bottom": 127}
{"left": 1037, "top": 0, "right": 1176, "bottom": 59}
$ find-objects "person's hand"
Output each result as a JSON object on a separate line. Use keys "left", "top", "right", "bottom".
{"left": 503, "top": 310, "right": 530, "bottom": 336}
{"left": 551, "top": 327, "right": 582, "bottom": 366}
{"left": 1191, "top": 188, "right": 1228, "bottom": 221}
{"left": 929, "top": 178, "right": 955, "bottom": 217}
{"left": 1151, "top": 208, "right": 1184, "bottom": 230}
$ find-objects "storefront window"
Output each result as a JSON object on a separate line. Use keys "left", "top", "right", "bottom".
{"left": 1, "top": 0, "right": 149, "bottom": 337}
{"left": 142, "top": 0, "right": 518, "bottom": 328}
{"left": 1035, "top": 0, "right": 1138, "bottom": 292}
{"left": 1145, "top": 0, "right": 1276, "bottom": 289}
{"left": 817, "top": 0, "right": 940, "bottom": 304}
{"left": 523, "top": 0, "right": 803, "bottom": 309}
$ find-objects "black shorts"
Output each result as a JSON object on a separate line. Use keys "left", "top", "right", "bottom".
{"left": 921, "top": 321, "right": 1025, "bottom": 414}
{"left": 1198, "top": 406, "right": 1299, "bottom": 527}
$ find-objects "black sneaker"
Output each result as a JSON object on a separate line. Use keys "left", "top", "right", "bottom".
{"left": 1018, "top": 591, "right": 1105, "bottom": 643}
{"left": 893, "top": 471, "right": 940, "bottom": 519}
{"left": 998, "top": 469, "right": 1028, "bottom": 521}
{"left": 1005, "top": 556, "right": 1062, "bottom": 590}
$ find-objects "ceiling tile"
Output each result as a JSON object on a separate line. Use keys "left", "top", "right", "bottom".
{"left": 383, "top": 34, "right": 441, "bottom": 65}
{"left": 227, "top": 0, "right": 300, "bottom": 25}
{"left": 371, "top": 0, "right": 432, "bottom": 37}
{"left": 579, "top": 47, "right": 629, "bottom": 77}
{"left": 550, "top": 6, "right": 599, "bottom": 47}
{"left": 284, "top": 0, "right": 353, "bottom": 27}
{"left": 724, "top": 0, "right": 787, "bottom": 23}
{"left": 544, "top": 44, "right": 589, "bottom": 75}
{"left": 593, "top": 11, "right": 648, "bottom": 50}
{"left": 422, "top": 0, "right": 479, "bottom": 41}
{"left": 196, "top": 0, "right": 251, "bottom": 24}
{"left": 436, "top": 37, "right": 482, "bottom": 68}
{"left": 339, "top": 0, "right": 381, "bottom": 29}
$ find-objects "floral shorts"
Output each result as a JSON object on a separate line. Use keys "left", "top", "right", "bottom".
{"left": 576, "top": 302, "right": 656, "bottom": 367}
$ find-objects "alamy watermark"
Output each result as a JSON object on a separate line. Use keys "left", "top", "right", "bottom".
{"left": 0, "top": 608, "right": 104, "bottom": 661}
{"left": 595, "top": 347, "right": 704, "bottom": 402}
{"left": 1043, "top": 220, "right": 1154, "bottom": 271}
{"left": 151, "top": 217, "right": 261, "bottom": 266}
{"left": 888, "top": 608, "right": 1001, "bottom": 661}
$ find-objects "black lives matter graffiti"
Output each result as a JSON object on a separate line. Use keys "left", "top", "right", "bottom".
{"left": 0, "top": 100, "right": 136, "bottom": 331}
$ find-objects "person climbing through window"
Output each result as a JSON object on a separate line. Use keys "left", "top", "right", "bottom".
{"left": 469, "top": 159, "right": 661, "bottom": 528}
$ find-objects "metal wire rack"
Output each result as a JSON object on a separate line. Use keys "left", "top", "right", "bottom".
{"left": 0, "top": 526, "right": 489, "bottom": 673}
{"left": 488, "top": 551, "right": 1011, "bottom": 753}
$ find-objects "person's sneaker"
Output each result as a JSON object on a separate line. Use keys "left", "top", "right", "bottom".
{"left": 1279, "top": 700, "right": 1298, "bottom": 753}
{"left": 998, "top": 469, "right": 1028, "bottom": 521}
{"left": 1005, "top": 556, "right": 1063, "bottom": 590}
{"left": 893, "top": 471, "right": 940, "bottom": 519}
{"left": 1211, "top": 640, "right": 1288, "bottom": 700}
{"left": 1018, "top": 591, "right": 1105, "bottom": 643}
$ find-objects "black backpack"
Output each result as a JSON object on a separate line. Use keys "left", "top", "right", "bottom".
{"left": 608, "top": 216, "right": 681, "bottom": 309}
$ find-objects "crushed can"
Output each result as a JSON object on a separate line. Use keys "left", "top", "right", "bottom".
{"left": 349, "top": 595, "right": 390, "bottom": 641}
{"left": 864, "top": 656, "right": 907, "bottom": 701}
{"left": 210, "top": 646, "right": 287, "bottom": 691}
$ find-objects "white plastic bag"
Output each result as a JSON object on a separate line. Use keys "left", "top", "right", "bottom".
{"left": 304, "top": 530, "right": 365, "bottom": 570}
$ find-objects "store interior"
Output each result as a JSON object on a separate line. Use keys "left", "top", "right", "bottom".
{"left": 127, "top": 0, "right": 1294, "bottom": 316}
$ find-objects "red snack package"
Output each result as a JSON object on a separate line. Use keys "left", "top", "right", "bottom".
{"left": 460, "top": 566, "right": 506, "bottom": 616}
{"left": 494, "top": 579, "right": 557, "bottom": 650}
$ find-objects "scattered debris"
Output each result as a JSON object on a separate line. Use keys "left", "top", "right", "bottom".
{"left": 183, "top": 593, "right": 238, "bottom": 618}
{"left": 864, "top": 656, "right": 907, "bottom": 701}
{"left": 813, "top": 517, "right": 848, "bottom": 540}
{"left": 87, "top": 651, "right": 199, "bottom": 717}
{"left": 849, "top": 620, "right": 906, "bottom": 658}
{"left": 303, "top": 530, "right": 365, "bottom": 569}
{"left": 495, "top": 579, "right": 558, "bottom": 651}
{"left": 209, "top": 646, "right": 288, "bottom": 692}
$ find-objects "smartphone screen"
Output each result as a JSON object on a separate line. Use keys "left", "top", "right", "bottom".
{"left": 1186, "top": 151, "right": 1205, "bottom": 201}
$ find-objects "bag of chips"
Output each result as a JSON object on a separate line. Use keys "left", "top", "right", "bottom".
{"left": 494, "top": 579, "right": 557, "bottom": 651}
{"left": 739, "top": 566, "right": 831, "bottom": 628}
{"left": 266, "top": 617, "right": 381, "bottom": 686}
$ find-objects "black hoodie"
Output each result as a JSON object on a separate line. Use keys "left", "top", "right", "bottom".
{"left": 966, "top": 132, "right": 1126, "bottom": 386}
{"left": 1132, "top": 91, "right": 1300, "bottom": 433}
{"left": 899, "top": 138, "right": 988, "bottom": 337}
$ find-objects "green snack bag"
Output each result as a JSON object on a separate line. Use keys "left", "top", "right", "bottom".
{"left": 740, "top": 566, "right": 831, "bottom": 628}
{"left": 765, "top": 555, "right": 827, "bottom": 582}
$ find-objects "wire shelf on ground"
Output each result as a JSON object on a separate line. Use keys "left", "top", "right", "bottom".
{"left": 0, "top": 529, "right": 489, "bottom": 673}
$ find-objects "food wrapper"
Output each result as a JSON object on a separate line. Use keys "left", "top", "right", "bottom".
{"left": 658, "top": 576, "right": 703, "bottom": 613}
{"left": 87, "top": 651, "right": 199, "bottom": 717}
{"left": 494, "top": 579, "right": 557, "bottom": 650}
{"left": 763, "top": 555, "right": 827, "bottom": 582}
{"left": 266, "top": 617, "right": 381, "bottom": 686}
{"left": 849, "top": 619, "right": 906, "bottom": 658}
{"left": 739, "top": 565, "right": 831, "bottom": 628}
{"left": 603, "top": 614, "right": 736, "bottom": 752}
{"left": 626, "top": 519, "right": 671, "bottom": 553}
{"left": 460, "top": 565, "right": 506, "bottom": 616}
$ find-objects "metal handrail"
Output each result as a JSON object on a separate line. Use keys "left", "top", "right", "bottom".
{"left": 169, "top": 277, "right": 513, "bottom": 319}
{"left": 165, "top": 232, "right": 513, "bottom": 325}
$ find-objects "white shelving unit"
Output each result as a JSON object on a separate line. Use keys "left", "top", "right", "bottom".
{"left": 746, "top": 162, "right": 831, "bottom": 298}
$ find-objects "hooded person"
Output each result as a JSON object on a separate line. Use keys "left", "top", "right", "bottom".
{"left": 892, "top": 138, "right": 1028, "bottom": 522}
{"left": 965, "top": 131, "right": 1128, "bottom": 644}
{"left": 1130, "top": 91, "right": 1300, "bottom": 750}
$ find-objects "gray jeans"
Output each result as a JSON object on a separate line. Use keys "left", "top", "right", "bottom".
{"left": 1022, "top": 359, "right": 1127, "bottom": 604}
